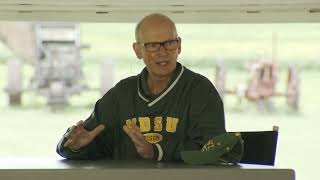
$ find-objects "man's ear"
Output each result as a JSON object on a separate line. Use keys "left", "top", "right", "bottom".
{"left": 133, "top": 43, "right": 142, "bottom": 59}
{"left": 178, "top": 37, "right": 182, "bottom": 54}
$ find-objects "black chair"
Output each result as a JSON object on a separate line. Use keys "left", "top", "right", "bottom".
{"left": 238, "top": 126, "right": 279, "bottom": 166}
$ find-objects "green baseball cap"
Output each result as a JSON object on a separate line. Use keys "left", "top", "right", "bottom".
{"left": 181, "top": 132, "right": 244, "bottom": 165}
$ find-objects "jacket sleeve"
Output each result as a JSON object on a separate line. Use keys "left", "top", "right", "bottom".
{"left": 155, "top": 76, "right": 226, "bottom": 161}
{"left": 186, "top": 76, "right": 226, "bottom": 146}
{"left": 56, "top": 88, "right": 118, "bottom": 159}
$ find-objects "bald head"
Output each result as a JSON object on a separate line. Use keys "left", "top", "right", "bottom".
{"left": 135, "top": 13, "right": 178, "bottom": 42}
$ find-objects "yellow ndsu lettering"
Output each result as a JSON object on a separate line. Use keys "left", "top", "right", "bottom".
{"left": 125, "top": 116, "right": 178, "bottom": 134}
{"left": 139, "top": 117, "right": 151, "bottom": 132}
{"left": 154, "top": 116, "right": 162, "bottom": 132}
{"left": 166, "top": 117, "right": 179, "bottom": 133}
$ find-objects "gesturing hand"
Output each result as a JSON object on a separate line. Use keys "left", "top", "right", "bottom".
{"left": 64, "top": 120, "right": 105, "bottom": 151}
{"left": 123, "top": 124, "right": 154, "bottom": 160}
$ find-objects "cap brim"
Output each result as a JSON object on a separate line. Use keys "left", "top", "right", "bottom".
{"left": 181, "top": 150, "right": 224, "bottom": 165}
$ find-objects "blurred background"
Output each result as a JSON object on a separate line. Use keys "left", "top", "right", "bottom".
{"left": 0, "top": 23, "right": 319, "bottom": 180}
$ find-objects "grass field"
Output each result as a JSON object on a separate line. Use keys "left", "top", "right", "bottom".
{"left": 0, "top": 23, "right": 320, "bottom": 180}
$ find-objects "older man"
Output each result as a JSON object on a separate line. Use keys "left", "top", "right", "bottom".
{"left": 56, "top": 13, "right": 226, "bottom": 161}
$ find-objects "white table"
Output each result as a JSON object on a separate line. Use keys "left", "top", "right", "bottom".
{"left": 0, "top": 157, "right": 295, "bottom": 180}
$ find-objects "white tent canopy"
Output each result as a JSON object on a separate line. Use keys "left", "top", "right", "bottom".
{"left": 0, "top": 0, "right": 319, "bottom": 23}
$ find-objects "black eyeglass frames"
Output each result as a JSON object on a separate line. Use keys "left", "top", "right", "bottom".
{"left": 139, "top": 38, "right": 180, "bottom": 52}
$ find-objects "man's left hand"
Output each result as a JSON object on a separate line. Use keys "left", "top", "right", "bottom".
{"left": 123, "top": 124, "right": 154, "bottom": 160}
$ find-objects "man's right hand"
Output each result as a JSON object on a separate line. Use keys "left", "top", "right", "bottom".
{"left": 63, "top": 120, "right": 105, "bottom": 151}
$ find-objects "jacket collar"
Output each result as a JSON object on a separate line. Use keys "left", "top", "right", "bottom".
{"left": 137, "top": 62, "right": 184, "bottom": 107}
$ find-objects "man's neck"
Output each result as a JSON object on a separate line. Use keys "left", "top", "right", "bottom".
{"left": 147, "top": 74, "right": 172, "bottom": 96}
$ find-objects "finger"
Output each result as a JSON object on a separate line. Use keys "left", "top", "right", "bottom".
{"left": 77, "top": 120, "right": 83, "bottom": 125}
{"left": 64, "top": 139, "right": 74, "bottom": 147}
{"left": 64, "top": 140, "right": 70, "bottom": 147}
{"left": 66, "top": 125, "right": 77, "bottom": 138}
{"left": 131, "top": 125, "right": 146, "bottom": 141}
{"left": 123, "top": 125, "right": 132, "bottom": 137}
{"left": 90, "top": 124, "right": 105, "bottom": 137}
{"left": 123, "top": 125, "right": 144, "bottom": 147}
{"left": 64, "top": 139, "right": 79, "bottom": 150}
{"left": 67, "top": 133, "right": 81, "bottom": 147}
{"left": 70, "top": 125, "right": 77, "bottom": 132}
{"left": 123, "top": 125, "right": 138, "bottom": 142}
{"left": 75, "top": 120, "right": 85, "bottom": 132}
{"left": 123, "top": 125, "right": 138, "bottom": 139}
{"left": 68, "top": 127, "right": 81, "bottom": 139}
{"left": 74, "top": 129, "right": 83, "bottom": 138}
{"left": 129, "top": 125, "right": 147, "bottom": 145}
{"left": 64, "top": 122, "right": 85, "bottom": 149}
{"left": 68, "top": 128, "right": 82, "bottom": 142}
{"left": 132, "top": 124, "right": 140, "bottom": 131}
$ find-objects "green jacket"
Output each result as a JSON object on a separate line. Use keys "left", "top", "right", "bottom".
{"left": 57, "top": 62, "right": 226, "bottom": 161}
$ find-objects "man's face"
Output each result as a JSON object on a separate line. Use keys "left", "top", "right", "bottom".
{"left": 134, "top": 19, "right": 181, "bottom": 79}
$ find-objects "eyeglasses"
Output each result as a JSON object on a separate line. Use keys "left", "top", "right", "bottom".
{"left": 139, "top": 38, "right": 180, "bottom": 52}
